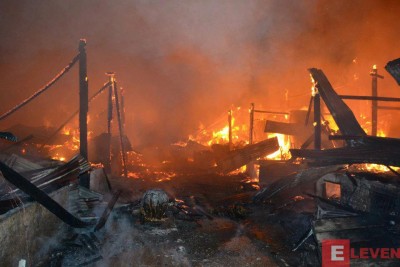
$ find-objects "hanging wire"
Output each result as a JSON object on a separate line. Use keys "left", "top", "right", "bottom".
{"left": 40, "top": 81, "right": 112, "bottom": 147}
{"left": 0, "top": 53, "right": 80, "bottom": 121}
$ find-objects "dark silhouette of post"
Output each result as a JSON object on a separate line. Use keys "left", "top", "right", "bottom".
{"left": 107, "top": 75, "right": 114, "bottom": 135}
{"left": 113, "top": 81, "right": 128, "bottom": 177}
{"left": 228, "top": 110, "right": 232, "bottom": 147}
{"left": 314, "top": 90, "right": 321, "bottom": 150}
{"left": 105, "top": 72, "right": 115, "bottom": 174}
{"left": 246, "top": 103, "right": 255, "bottom": 178}
{"left": 79, "top": 39, "right": 89, "bottom": 188}
{"left": 120, "top": 87, "right": 126, "bottom": 132}
{"left": 370, "top": 65, "right": 384, "bottom": 136}
{"left": 249, "top": 103, "right": 254, "bottom": 144}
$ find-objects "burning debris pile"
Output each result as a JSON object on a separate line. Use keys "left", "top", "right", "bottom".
{"left": 2, "top": 34, "right": 400, "bottom": 266}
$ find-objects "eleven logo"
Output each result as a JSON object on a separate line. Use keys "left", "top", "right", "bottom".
{"left": 322, "top": 239, "right": 400, "bottom": 267}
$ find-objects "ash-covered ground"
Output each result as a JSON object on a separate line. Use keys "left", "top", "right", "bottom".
{"left": 35, "top": 172, "right": 318, "bottom": 267}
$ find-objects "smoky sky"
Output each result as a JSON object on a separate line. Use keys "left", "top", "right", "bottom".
{"left": 0, "top": 0, "right": 400, "bottom": 147}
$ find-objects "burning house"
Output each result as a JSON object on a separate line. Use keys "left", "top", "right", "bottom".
{"left": 1, "top": 1, "right": 400, "bottom": 266}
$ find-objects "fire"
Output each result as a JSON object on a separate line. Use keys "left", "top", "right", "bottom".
{"left": 190, "top": 106, "right": 248, "bottom": 146}
{"left": 354, "top": 163, "right": 396, "bottom": 173}
{"left": 51, "top": 153, "right": 66, "bottom": 162}
{"left": 209, "top": 125, "right": 230, "bottom": 145}
{"left": 208, "top": 123, "right": 242, "bottom": 145}
{"left": 47, "top": 126, "right": 92, "bottom": 161}
{"left": 265, "top": 133, "right": 291, "bottom": 160}
{"left": 377, "top": 130, "right": 386, "bottom": 137}
{"left": 310, "top": 74, "right": 317, "bottom": 96}
{"left": 127, "top": 170, "right": 176, "bottom": 182}
{"left": 62, "top": 126, "right": 80, "bottom": 151}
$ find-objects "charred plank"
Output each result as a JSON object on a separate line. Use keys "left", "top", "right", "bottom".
{"left": 308, "top": 68, "right": 366, "bottom": 138}
{"left": 216, "top": 137, "right": 279, "bottom": 173}
{"left": 0, "top": 161, "right": 91, "bottom": 228}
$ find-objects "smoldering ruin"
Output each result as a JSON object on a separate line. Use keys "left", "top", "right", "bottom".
{"left": 1, "top": 1, "right": 400, "bottom": 266}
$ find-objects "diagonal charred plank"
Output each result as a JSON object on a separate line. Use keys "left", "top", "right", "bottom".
{"left": 94, "top": 190, "right": 121, "bottom": 231}
{"left": 216, "top": 137, "right": 279, "bottom": 173}
{"left": 385, "top": 57, "right": 400, "bottom": 85}
{"left": 0, "top": 161, "right": 91, "bottom": 228}
{"left": 308, "top": 68, "right": 366, "bottom": 138}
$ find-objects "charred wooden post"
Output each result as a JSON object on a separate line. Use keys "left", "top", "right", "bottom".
{"left": 79, "top": 39, "right": 89, "bottom": 188}
{"left": 105, "top": 72, "right": 115, "bottom": 174}
{"left": 370, "top": 65, "right": 384, "bottom": 136}
{"left": 249, "top": 103, "right": 254, "bottom": 144}
{"left": 314, "top": 91, "right": 321, "bottom": 150}
{"left": 120, "top": 87, "right": 126, "bottom": 131}
{"left": 228, "top": 109, "right": 232, "bottom": 147}
{"left": 246, "top": 103, "right": 255, "bottom": 177}
{"left": 113, "top": 81, "right": 128, "bottom": 177}
{"left": 107, "top": 73, "right": 114, "bottom": 136}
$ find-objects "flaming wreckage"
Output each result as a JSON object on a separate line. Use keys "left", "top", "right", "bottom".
{"left": 1, "top": 44, "right": 400, "bottom": 266}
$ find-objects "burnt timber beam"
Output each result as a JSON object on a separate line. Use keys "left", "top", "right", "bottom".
{"left": 385, "top": 57, "right": 400, "bottom": 85}
{"left": 308, "top": 68, "right": 366, "bottom": 138}
{"left": 94, "top": 190, "right": 121, "bottom": 231}
{"left": 264, "top": 120, "right": 311, "bottom": 135}
{"left": 378, "top": 106, "right": 400, "bottom": 111}
{"left": 216, "top": 137, "right": 279, "bottom": 173}
{"left": 290, "top": 147, "right": 400, "bottom": 167}
{"left": 79, "top": 39, "right": 90, "bottom": 188}
{"left": 0, "top": 161, "right": 91, "bottom": 228}
{"left": 113, "top": 81, "right": 128, "bottom": 178}
{"left": 339, "top": 95, "right": 400, "bottom": 102}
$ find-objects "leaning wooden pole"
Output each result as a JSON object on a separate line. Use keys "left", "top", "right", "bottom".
{"left": 78, "top": 39, "right": 90, "bottom": 188}
{"left": 370, "top": 65, "right": 384, "bottom": 136}
{"left": 120, "top": 87, "right": 126, "bottom": 132}
{"left": 105, "top": 72, "right": 115, "bottom": 174}
{"left": 113, "top": 81, "right": 128, "bottom": 177}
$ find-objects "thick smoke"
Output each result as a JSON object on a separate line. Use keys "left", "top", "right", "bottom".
{"left": 0, "top": 0, "right": 399, "bottom": 147}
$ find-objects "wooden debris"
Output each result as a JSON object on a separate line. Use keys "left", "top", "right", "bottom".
{"left": 291, "top": 145, "right": 400, "bottom": 166}
{"left": 253, "top": 165, "right": 343, "bottom": 203}
{"left": 264, "top": 120, "right": 311, "bottom": 136}
{"left": 385, "top": 57, "right": 400, "bottom": 85}
{"left": 216, "top": 137, "right": 279, "bottom": 173}
{"left": 0, "top": 161, "right": 91, "bottom": 228}
{"left": 94, "top": 190, "right": 121, "bottom": 231}
{"left": 308, "top": 68, "right": 366, "bottom": 139}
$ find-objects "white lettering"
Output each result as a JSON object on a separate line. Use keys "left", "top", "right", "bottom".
{"left": 331, "top": 245, "right": 345, "bottom": 261}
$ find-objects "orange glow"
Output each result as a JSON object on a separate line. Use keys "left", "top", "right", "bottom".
{"left": 310, "top": 74, "right": 317, "bottom": 97}
{"left": 51, "top": 153, "right": 66, "bottom": 162}
{"left": 46, "top": 126, "right": 93, "bottom": 161}
{"left": 266, "top": 133, "right": 291, "bottom": 160}
{"left": 190, "top": 106, "right": 249, "bottom": 146}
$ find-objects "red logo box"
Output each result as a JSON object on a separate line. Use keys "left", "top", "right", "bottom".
{"left": 322, "top": 239, "right": 350, "bottom": 267}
